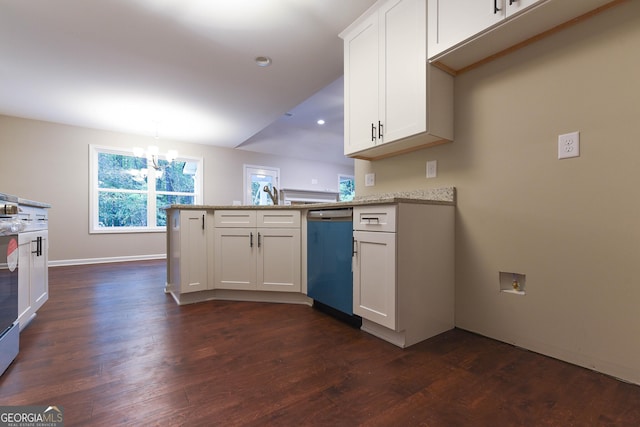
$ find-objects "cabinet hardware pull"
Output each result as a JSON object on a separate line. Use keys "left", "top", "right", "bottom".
{"left": 378, "top": 121, "right": 383, "bottom": 139}
{"left": 352, "top": 237, "right": 357, "bottom": 256}
{"left": 250, "top": 232, "right": 254, "bottom": 248}
{"left": 202, "top": 214, "right": 205, "bottom": 230}
{"left": 494, "top": 0, "right": 501, "bottom": 13}
{"left": 371, "top": 123, "right": 376, "bottom": 142}
{"left": 31, "top": 236, "right": 42, "bottom": 256}
{"left": 361, "top": 216, "right": 380, "bottom": 223}
{"left": 258, "top": 232, "right": 261, "bottom": 248}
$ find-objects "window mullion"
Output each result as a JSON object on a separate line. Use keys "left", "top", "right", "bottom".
{"left": 148, "top": 159, "right": 157, "bottom": 228}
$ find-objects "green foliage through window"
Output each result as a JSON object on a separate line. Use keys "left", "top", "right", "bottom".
{"left": 339, "top": 175, "right": 355, "bottom": 201}
{"left": 92, "top": 146, "right": 201, "bottom": 232}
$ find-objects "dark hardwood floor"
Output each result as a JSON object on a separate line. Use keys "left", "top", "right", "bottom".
{"left": 2, "top": 260, "right": 639, "bottom": 426}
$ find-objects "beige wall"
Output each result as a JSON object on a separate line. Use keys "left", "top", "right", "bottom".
{"left": 0, "top": 116, "right": 353, "bottom": 263}
{"left": 356, "top": 2, "right": 640, "bottom": 384}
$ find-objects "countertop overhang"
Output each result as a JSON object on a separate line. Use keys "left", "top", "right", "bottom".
{"left": 165, "top": 187, "right": 455, "bottom": 211}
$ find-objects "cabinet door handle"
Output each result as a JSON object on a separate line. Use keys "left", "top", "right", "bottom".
{"left": 494, "top": 0, "right": 501, "bottom": 13}
{"left": 258, "top": 232, "right": 261, "bottom": 248}
{"left": 250, "top": 232, "right": 254, "bottom": 248}
{"left": 202, "top": 214, "right": 205, "bottom": 230}
{"left": 361, "top": 216, "right": 380, "bottom": 223}
{"left": 31, "top": 236, "right": 42, "bottom": 256}
{"left": 371, "top": 123, "right": 376, "bottom": 142}
{"left": 378, "top": 121, "right": 383, "bottom": 139}
{"left": 352, "top": 237, "right": 357, "bottom": 256}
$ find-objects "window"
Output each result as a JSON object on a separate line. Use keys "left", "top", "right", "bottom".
{"left": 339, "top": 175, "right": 355, "bottom": 201}
{"left": 90, "top": 145, "right": 203, "bottom": 233}
{"left": 243, "top": 165, "right": 280, "bottom": 206}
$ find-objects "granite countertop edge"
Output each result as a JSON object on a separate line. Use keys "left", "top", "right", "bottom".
{"left": 19, "top": 198, "right": 53, "bottom": 209}
{"left": 165, "top": 187, "right": 456, "bottom": 211}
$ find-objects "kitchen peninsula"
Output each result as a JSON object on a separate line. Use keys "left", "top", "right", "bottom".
{"left": 165, "top": 187, "right": 455, "bottom": 347}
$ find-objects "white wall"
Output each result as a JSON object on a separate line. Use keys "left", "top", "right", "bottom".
{"left": 0, "top": 115, "right": 353, "bottom": 262}
{"left": 354, "top": 2, "right": 640, "bottom": 384}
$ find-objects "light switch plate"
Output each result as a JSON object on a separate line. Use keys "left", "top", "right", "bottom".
{"left": 365, "top": 173, "right": 375, "bottom": 187}
{"left": 426, "top": 160, "right": 437, "bottom": 178}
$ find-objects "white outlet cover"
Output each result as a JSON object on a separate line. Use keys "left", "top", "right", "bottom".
{"left": 558, "top": 131, "right": 580, "bottom": 159}
{"left": 426, "top": 160, "right": 437, "bottom": 178}
{"left": 365, "top": 173, "right": 375, "bottom": 187}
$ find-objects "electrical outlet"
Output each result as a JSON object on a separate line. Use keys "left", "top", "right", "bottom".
{"left": 426, "top": 160, "right": 437, "bottom": 178}
{"left": 558, "top": 131, "right": 580, "bottom": 159}
{"left": 365, "top": 173, "right": 375, "bottom": 187}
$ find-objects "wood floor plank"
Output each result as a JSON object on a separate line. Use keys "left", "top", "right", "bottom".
{"left": 1, "top": 260, "right": 639, "bottom": 426}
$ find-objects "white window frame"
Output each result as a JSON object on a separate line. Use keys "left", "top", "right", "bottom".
{"left": 89, "top": 144, "right": 203, "bottom": 234}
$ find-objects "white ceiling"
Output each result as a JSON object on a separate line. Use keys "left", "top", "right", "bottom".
{"left": 0, "top": 0, "right": 376, "bottom": 166}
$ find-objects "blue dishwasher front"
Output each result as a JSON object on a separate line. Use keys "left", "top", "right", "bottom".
{"left": 307, "top": 209, "right": 354, "bottom": 317}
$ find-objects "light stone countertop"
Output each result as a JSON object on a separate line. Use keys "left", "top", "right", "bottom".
{"left": 165, "top": 187, "right": 455, "bottom": 211}
{"left": 18, "top": 198, "right": 52, "bottom": 209}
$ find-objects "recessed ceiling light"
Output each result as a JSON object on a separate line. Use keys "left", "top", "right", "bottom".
{"left": 317, "top": 119, "right": 325, "bottom": 125}
{"left": 255, "top": 56, "right": 272, "bottom": 67}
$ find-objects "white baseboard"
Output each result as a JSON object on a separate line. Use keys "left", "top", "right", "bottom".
{"left": 49, "top": 254, "right": 166, "bottom": 267}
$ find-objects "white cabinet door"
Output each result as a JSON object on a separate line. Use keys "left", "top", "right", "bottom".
{"left": 428, "top": 0, "right": 503, "bottom": 57}
{"left": 381, "top": 0, "right": 427, "bottom": 144}
{"left": 353, "top": 230, "right": 397, "bottom": 330}
{"left": 213, "top": 227, "right": 257, "bottom": 291}
{"left": 179, "top": 211, "right": 208, "bottom": 293}
{"left": 17, "top": 230, "right": 48, "bottom": 329}
{"left": 343, "top": 10, "right": 379, "bottom": 155}
{"left": 30, "top": 230, "right": 48, "bottom": 311}
{"left": 257, "top": 228, "right": 301, "bottom": 292}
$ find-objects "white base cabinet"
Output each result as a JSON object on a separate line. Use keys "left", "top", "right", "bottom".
{"left": 353, "top": 203, "right": 454, "bottom": 347}
{"left": 213, "top": 210, "right": 301, "bottom": 293}
{"left": 18, "top": 230, "right": 49, "bottom": 330}
{"left": 167, "top": 210, "right": 209, "bottom": 294}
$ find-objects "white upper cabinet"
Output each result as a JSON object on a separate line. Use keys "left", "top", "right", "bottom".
{"left": 428, "top": 0, "right": 540, "bottom": 59}
{"left": 428, "top": 0, "right": 618, "bottom": 72}
{"left": 342, "top": 0, "right": 453, "bottom": 160}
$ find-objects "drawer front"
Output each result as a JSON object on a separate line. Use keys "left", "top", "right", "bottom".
{"left": 353, "top": 205, "right": 396, "bottom": 232}
{"left": 257, "top": 210, "right": 301, "bottom": 228}
{"left": 214, "top": 210, "right": 257, "bottom": 227}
